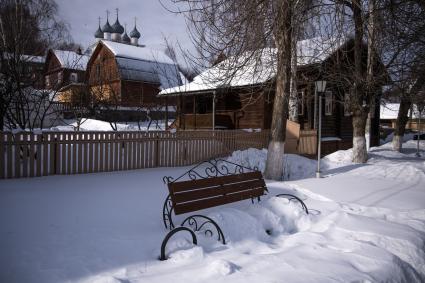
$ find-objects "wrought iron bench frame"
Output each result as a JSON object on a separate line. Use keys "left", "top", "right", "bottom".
{"left": 162, "top": 158, "right": 266, "bottom": 243}
{"left": 159, "top": 158, "right": 309, "bottom": 260}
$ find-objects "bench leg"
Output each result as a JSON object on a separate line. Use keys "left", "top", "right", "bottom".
{"left": 275, "top": 193, "right": 309, "bottom": 214}
{"left": 181, "top": 214, "right": 226, "bottom": 245}
{"left": 159, "top": 227, "right": 198, "bottom": 261}
{"left": 162, "top": 195, "right": 175, "bottom": 230}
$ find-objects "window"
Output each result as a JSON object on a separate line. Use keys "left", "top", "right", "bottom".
{"left": 298, "top": 91, "right": 305, "bottom": 116}
{"left": 344, "top": 93, "right": 351, "bottom": 116}
{"left": 96, "top": 64, "right": 101, "bottom": 80}
{"left": 70, "top": 72, "right": 78, "bottom": 83}
{"left": 58, "top": 71, "right": 63, "bottom": 85}
{"left": 45, "top": 75, "right": 50, "bottom": 88}
{"left": 325, "top": 91, "right": 332, "bottom": 116}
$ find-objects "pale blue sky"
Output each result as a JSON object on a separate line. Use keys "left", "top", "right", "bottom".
{"left": 56, "top": 0, "right": 191, "bottom": 52}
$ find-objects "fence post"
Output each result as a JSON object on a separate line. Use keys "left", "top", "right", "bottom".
{"left": 54, "top": 135, "right": 59, "bottom": 175}
{"left": 154, "top": 133, "right": 159, "bottom": 167}
{"left": 0, "top": 132, "right": 4, "bottom": 179}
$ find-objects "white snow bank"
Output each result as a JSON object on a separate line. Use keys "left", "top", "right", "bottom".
{"left": 226, "top": 148, "right": 317, "bottom": 180}
{"left": 49, "top": 119, "right": 171, "bottom": 132}
{"left": 0, "top": 139, "right": 424, "bottom": 282}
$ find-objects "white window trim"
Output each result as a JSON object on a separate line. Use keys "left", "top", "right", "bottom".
{"left": 344, "top": 93, "right": 351, "bottom": 116}
{"left": 70, "top": 72, "right": 78, "bottom": 83}
{"left": 298, "top": 90, "right": 305, "bottom": 116}
{"left": 45, "top": 75, "right": 50, "bottom": 88}
{"left": 58, "top": 71, "right": 63, "bottom": 85}
{"left": 325, "top": 91, "right": 332, "bottom": 116}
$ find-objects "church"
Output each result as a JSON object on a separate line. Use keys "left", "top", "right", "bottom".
{"left": 86, "top": 11, "right": 182, "bottom": 108}
{"left": 44, "top": 10, "right": 183, "bottom": 110}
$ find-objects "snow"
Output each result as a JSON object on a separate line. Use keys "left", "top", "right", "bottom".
{"left": 98, "top": 41, "right": 184, "bottom": 89}
{"left": 159, "top": 36, "right": 347, "bottom": 96}
{"left": 101, "top": 40, "right": 175, "bottom": 65}
{"left": 49, "top": 119, "right": 172, "bottom": 131}
{"left": 321, "top": 136, "right": 342, "bottom": 141}
{"left": 380, "top": 103, "right": 423, "bottom": 119}
{"left": 53, "top": 50, "right": 89, "bottom": 71}
{"left": 3, "top": 53, "right": 45, "bottom": 63}
{"left": 0, "top": 140, "right": 424, "bottom": 282}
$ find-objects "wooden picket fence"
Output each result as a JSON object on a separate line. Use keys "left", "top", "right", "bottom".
{"left": 0, "top": 130, "right": 270, "bottom": 179}
{"left": 298, "top": 129, "right": 318, "bottom": 155}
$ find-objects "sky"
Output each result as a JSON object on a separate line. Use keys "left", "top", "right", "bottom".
{"left": 56, "top": 0, "right": 192, "bottom": 53}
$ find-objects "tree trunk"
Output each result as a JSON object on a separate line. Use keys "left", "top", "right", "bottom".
{"left": 351, "top": 0, "right": 369, "bottom": 163}
{"left": 352, "top": 112, "right": 368, "bottom": 163}
{"left": 365, "top": 100, "right": 376, "bottom": 150}
{"left": 264, "top": 0, "right": 292, "bottom": 181}
{"left": 365, "top": 0, "right": 376, "bottom": 152}
{"left": 392, "top": 97, "right": 411, "bottom": 151}
{"left": 288, "top": 34, "right": 298, "bottom": 122}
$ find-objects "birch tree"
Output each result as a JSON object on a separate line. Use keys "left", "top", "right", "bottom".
{"left": 165, "top": 0, "right": 314, "bottom": 180}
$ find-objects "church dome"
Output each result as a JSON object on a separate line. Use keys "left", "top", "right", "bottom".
{"left": 122, "top": 32, "right": 131, "bottom": 43}
{"left": 112, "top": 17, "right": 124, "bottom": 34}
{"left": 102, "top": 20, "right": 113, "bottom": 33}
{"left": 130, "top": 26, "right": 141, "bottom": 39}
{"left": 94, "top": 24, "right": 103, "bottom": 38}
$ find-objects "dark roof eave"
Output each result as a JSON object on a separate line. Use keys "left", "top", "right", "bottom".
{"left": 157, "top": 82, "right": 270, "bottom": 97}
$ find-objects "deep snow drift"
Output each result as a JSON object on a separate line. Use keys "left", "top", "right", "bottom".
{"left": 0, "top": 140, "right": 424, "bottom": 282}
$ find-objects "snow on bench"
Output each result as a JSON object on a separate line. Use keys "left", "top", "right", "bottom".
{"left": 159, "top": 159, "right": 308, "bottom": 260}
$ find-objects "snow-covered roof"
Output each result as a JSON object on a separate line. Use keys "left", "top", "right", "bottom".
{"left": 380, "top": 103, "right": 422, "bottom": 119}
{"left": 159, "top": 37, "right": 348, "bottom": 96}
{"left": 98, "top": 40, "right": 184, "bottom": 89}
{"left": 101, "top": 40, "right": 175, "bottom": 65}
{"left": 53, "top": 50, "right": 89, "bottom": 71}
{"left": 3, "top": 53, "right": 45, "bottom": 64}
{"left": 21, "top": 55, "right": 45, "bottom": 64}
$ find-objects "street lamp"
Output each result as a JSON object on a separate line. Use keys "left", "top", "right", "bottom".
{"left": 315, "top": 80, "right": 327, "bottom": 178}
{"left": 416, "top": 103, "right": 424, "bottom": 157}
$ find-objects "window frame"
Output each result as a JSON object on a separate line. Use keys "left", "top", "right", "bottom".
{"left": 298, "top": 90, "right": 305, "bottom": 116}
{"left": 57, "top": 71, "right": 63, "bottom": 85}
{"left": 45, "top": 75, "right": 50, "bottom": 88}
{"left": 324, "top": 91, "right": 333, "bottom": 116}
{"left": 344, "top": 93, "right": 351, "bottom": 116}
{"left": 70, "top": 72, "right": 78, "bottom": 83}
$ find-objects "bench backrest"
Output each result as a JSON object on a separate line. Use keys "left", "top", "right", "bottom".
{"left": 168, "top": 171, "right": 266, "bottom": 215}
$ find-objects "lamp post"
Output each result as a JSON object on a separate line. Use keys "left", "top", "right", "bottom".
{"left": 315, "top": 80, "right": 327, "bottom": 178}
{"left": 416, "top": 103, "right": 424, "bottom": 157}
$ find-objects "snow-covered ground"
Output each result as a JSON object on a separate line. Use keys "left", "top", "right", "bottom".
{"left": 49, "top": 119, "right": 171, "bottom": 132}
{"left": 0, "top": 140, "right": 424, "bottom": 282}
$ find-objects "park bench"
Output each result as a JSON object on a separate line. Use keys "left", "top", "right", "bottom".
{"left": 159, "top": 158, "right": 308, "bottom": 260}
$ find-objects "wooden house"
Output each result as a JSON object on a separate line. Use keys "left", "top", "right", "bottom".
{"left": 159, "top": 37, "right": 386, "bottom": 156}
{"left": 0, "top": 53, "right": 45, "bottom": 89}
{"left": 86, "top": 40, "right": 182, "bottom": 108}
{"left": 381, "top": 103, "right": 425, "bottom": 131}
{"left": 44, "top": 49, "right": 89, "bottom": 103}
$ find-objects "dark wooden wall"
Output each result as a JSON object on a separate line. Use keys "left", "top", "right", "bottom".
{"left": 121, "top": 80, "right": 162, "bottom": 107}
{"left": 44, "top": 51, "right": 86, "bottom": 90}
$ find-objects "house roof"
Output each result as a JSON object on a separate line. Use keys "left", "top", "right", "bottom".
{"left": 3, "top": 53, "right": 45, "bottom": 64}
{"left": 380, "top": 103, "right": 422, "bottom": 119}
{"left": 52, "top": 50, "right": 89, "bottom": 71}
{"left": 94, "top": 40, "right": 184, "bottom": 90}
{"left": 101, "top": 40, "right": 174, "bottom": 65}
{"left": 159, "top": 37, "right": 349, "bottom": 96}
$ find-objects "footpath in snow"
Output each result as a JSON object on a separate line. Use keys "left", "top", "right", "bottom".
{"left": 0, "top": 140, "right": 424, "bottom": 282}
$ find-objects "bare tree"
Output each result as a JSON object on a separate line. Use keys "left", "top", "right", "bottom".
{"left": 0, "top": 0, "right": 71, "bottom": 130}
{"left": 164, "top": 0, "right": 314, "bottom": 180}
{"left": 382, "top": 0, "right": 425, "bottom": 151}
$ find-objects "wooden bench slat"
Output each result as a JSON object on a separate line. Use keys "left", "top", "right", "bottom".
{"left": 169, "top": 171, "right": 263, "bottom": 193}
{"left": 174, "top": 187, "right": 264, "bottom": 215}
{"left": 172, "top": 179, "right": 266, "bottom": 204}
